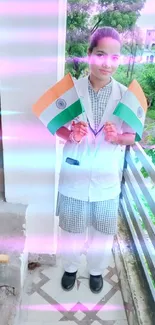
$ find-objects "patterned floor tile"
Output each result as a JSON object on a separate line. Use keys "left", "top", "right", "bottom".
{"left": 77, "top": 281, "right": 112, "bottom": 311}
{"left": 41, "top": 269, "right": 64, "bottom": 299}
{"left": 110, "top": 275, "right": 119, "bottom": 283}
{"left": 27, "top": 292, "right": 63, "bottom": 322}
{"left": 50, "top": 285, "right": 79, "bottom": 311}
{"left": 97, "top": 291, "right": 127, "bottom": 321}
{"left": 103, "top": 268, "right": 110, "bottom": 277}
{"left": 19, "top": 253, "right": 128, "bottom": 325}
{"left": 41, "top": 264, "right": 64, "bottom": 280}
{"left": 74, "top": 310, "right": 86, "bottom": 321}
{"left": 33, "top": 275, "right": 42, "bottom": 284}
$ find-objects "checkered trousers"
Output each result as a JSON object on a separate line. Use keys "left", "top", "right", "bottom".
{"left": 56, "top": 193, "right": 119, "bottom": 234}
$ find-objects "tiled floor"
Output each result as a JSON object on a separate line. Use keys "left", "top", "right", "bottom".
{"left": 18, "top": 252, "right": 128, "bottom": 325}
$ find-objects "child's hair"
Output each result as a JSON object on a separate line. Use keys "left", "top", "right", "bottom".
{"left": 88, "top": 27, "right": 121, "bottom": 53}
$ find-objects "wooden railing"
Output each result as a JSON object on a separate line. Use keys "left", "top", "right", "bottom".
{"left": 119, "top": 142, "right": 155, "bottom": 301}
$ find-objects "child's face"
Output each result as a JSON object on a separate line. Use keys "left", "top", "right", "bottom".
{"left": 88, "top": 37, "right": 121, "bottom": 82}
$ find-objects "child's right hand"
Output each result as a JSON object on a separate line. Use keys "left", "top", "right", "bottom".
{"left": 72, "top": 121, "right": 88, "bottom": 142}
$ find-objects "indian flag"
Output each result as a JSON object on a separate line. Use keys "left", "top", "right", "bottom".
{"left": 32, "top": 73, "right": 83, "bottom": 135}
{"left": 113, "top": 79, "right": 147, "bottom": 141}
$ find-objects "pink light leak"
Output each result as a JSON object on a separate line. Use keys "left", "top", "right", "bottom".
{"left": 2, "top": 123, "right": 56, "bottom": 145}
{"left": 0, "top": 237, "right": 25, "bottom": 251}
{"left": 141, "top": 0, "right": 155, "bottom": 15}
{"left": 0, "top": 29, "right": 65, "bottom": 43}
{"left": 0, "top": 236, "right": 55, "bottom": 254}
{"left": 0, "top": 1, "right": 61, "bottom": 16}
{"left": 0, "top": 236, "right": 116, "bottom": 254}
{"left": 0, "top": 58, "right": 58, "bottom": 77}
{"left": 0, "top": 54, "right": 144, "bottom": 78}
{"left": 20, "top": 303, "right": 124, "bottom": 312}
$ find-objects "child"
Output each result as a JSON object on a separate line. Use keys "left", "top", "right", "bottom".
{"left": 56, "top": 26, "right": 135, "bottom": 293}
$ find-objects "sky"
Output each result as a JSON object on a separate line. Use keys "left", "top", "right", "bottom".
{"left": 137, "top": 0, "right": 155, "bottom": 29}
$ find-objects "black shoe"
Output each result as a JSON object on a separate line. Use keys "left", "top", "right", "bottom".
{"left": 61, "top": 271, "right": 77, "bottom": 291}
{"left": 89, "top": 274, "right": 103, "bottom": 293}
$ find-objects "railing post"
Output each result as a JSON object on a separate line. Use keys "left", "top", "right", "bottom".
{"left": 120, "top": 145, "right": 130, "bottom": 199}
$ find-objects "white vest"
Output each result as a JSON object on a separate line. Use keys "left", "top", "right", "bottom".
{"left": 58, "top": 76, "right": 127, "bottom": 202}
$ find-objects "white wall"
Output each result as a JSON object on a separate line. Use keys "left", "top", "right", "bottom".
{"left": 0, "top": 0, "right": 67, "bottom": 255}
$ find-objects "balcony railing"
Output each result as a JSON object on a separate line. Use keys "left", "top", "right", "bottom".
{"left": 119, "top": 142, "right": 155, "bottom": 302}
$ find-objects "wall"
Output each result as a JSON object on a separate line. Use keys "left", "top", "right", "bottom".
{"left": 0, "top": 97, "right": 4, "bottom": 200}
{"left": 145, "top": 29, "right": 155, "bottom": 49}
{"left": 0, "top": 0, "right": 67, "bottom": 256}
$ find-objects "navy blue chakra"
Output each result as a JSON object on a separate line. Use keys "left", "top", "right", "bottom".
{"left": 56, "top": 98, "right": 67, "bottom": 109}
{"left": 137, "top": 106, "right": 143, "bottom": 119}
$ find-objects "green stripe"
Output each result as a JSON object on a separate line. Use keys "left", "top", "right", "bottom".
{"left": 114, "top": 102, "right": 143, "bottom": 141}
{"left": 47, "top": 99, "right": 84, "bottom": 135}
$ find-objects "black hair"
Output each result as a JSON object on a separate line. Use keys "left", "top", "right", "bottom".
{"left": 88, "top": 27, "right": 121, "bottom": 53}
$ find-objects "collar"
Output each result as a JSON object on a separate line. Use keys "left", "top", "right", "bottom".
{"left": 88, "top": 75, "right": 112, "bottom": 92}
{"left": 75, "top": 75, "right": 123, "bottom": 102}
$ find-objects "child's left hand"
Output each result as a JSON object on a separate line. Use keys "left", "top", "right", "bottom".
{"left": 103, "top": 122, "right": 118, "bottom": 143}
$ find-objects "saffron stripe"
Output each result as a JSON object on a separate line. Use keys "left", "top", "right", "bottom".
{"left": 32, "top": 73, "right": 74, "bottom": 117}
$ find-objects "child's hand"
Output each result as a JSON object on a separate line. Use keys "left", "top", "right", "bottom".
{"left": 72, "top": 121, "right": 88, "bottom": 142}
{"left": 103, "top": 122, "right": 118, "bottom": 143}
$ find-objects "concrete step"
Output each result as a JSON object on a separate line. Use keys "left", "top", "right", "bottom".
{"left": 0, "top": 201, "right": 28, "bottom": 325}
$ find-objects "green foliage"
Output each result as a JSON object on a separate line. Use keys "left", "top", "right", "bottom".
{"left": 145, "top": 259, "right": 155, "bottom": 288}
{"left": 65, "top": 60, "right": 88, "bottom": 79}
{"left": 132, "top": 196, "right": 155, "bottom": 288}
{"left": 147, "top": 110, "right": 155, "bottom": 120}
{"left": 141, "top": 195, "right": 155, "bottom": 226}
{"left": 65, "top": 41, "right": 88, "bottom": 79}
{"left": 67, "top": 12, "right": 89, "bottom": 31}
{"left": 113, "top": 64, "right": 155, "bottom": 110}
{"left": 92, "top": 10, "right": 137, "bottom": 33}
{"left": 144, "top": 123, "right": 155, "bottom": 132}
{"left": 66, "top": 42, "right": 88, "bottom": 58}
{"left": 132, "top": 193, "right": 155, "bottom": 228}
{"left": 66, "top": 0, "right": 94, "bottom": 78}
{"left": 140, "top": 167, "right": 149, "bottom": 178}
{"left": 140, "top": 148, "right": 155, "bottom": 178}
{"left": 136, "top": 64, "right": 155, "bottom": 107}
{"left": 132, "top": 176, "right": 155, "bottom": 288}
{"left": 114, "top": 65, "right": 129, "bottom": 86}
{"left": 144, "top": 148, "right": 155, "bottom": 164}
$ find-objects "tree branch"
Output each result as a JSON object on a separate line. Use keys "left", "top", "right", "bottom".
{"left": 90, "top": 18, "right": 102, "bottom": 34}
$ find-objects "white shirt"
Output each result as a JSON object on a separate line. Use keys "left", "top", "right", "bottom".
{"left": 58, "top": 76, "right": 130, "bottom": 202}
